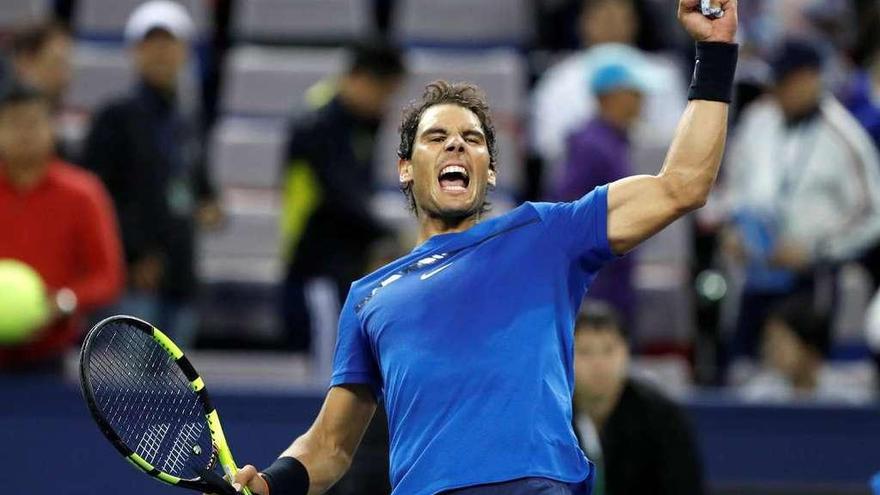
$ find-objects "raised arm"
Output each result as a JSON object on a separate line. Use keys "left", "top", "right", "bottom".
{"left": 607, "top": 0, "right": 738, "bottom": 254}
{"left": 234, "top": 384, "right": 378, "bottom": 495}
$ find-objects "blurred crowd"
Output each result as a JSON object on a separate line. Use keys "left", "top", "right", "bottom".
{"left": 2, "top": 0, "right": 880, "bottom": 408}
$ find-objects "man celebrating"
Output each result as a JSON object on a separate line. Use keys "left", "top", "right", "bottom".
{"left": 229, "top": 1, "right": 737, "bottom": 494}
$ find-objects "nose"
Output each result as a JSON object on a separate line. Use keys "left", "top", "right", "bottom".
{"left": 445, "top": 135, "right": 465, "bottom": 153}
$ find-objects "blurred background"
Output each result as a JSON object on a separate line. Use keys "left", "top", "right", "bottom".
{"left": 1, "top": 0, "right": 880, "bottom": 494}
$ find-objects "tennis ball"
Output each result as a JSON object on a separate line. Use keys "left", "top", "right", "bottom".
{"left": 0, "top": 259, "right": 50, "bottom": 345}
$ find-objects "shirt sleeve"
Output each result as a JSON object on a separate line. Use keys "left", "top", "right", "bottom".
{"left": 534, "top": 184, "right": 617, "bottom": 273}
{"left": 329, "top": 289, "right": 382, "bottom": 396}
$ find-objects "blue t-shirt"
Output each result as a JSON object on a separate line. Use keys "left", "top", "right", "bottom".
{"left": 330, "top": 186, "right": 615, "bottom": 495}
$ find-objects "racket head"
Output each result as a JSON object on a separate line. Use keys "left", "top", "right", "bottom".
{"left": 79, "top": 315, "right": 238, "bottom": 494}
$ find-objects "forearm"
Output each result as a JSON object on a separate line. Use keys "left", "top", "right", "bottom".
{"left": 656, "top": 99, "right": 729, "bottom": 211}
{"left": 260, "top": 385, "right": 376, "bottom": 495}
{"left": 279, "top": 431, "right": 353, "bottom": 495}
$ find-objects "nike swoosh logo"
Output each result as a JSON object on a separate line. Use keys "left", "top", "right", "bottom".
{"left": 420, "top": 263, "right": 453, "bottom": 280}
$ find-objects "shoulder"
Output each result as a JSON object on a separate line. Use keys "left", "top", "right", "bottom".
{"left": 623, "top": 379, "right": 687, "bottom": 421}
{"left": 88, "top": 95, "right": 141, "bottom": 132}
{"left": 94, "top": 94, "right": 138, "bottom": 118}
{"left": 49, "top": 162, "right": 111, "bottom": 202}
{"left": 820, "top": 97, "right": 877, "bottom": 155}
{"left": 527, "top": 184, "right": 609, "bottom": 217}
{"left": 739, "top": 97, "right": 782, "bottom": 128}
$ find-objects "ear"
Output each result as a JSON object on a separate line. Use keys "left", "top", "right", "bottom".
{"left": 488, "top": 169, "right": 497, "bottom": 187}
{"left": 398, "top": 158, "right": 412, "bottom": 184}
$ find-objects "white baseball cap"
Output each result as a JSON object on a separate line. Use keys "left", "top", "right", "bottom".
{"left": 124, "top": 0, "right": 196, "bottom": 44}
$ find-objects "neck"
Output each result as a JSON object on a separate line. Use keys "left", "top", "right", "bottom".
{"left": 2, "top": 158, "right": 49, "bottom": 190}
{"left": 575, "top": 380, "right": 625, "bottom": 430}
{"left": 142, "top": 79, "right": 177, "bottom": 100}
{"left": 598, "top": 112, "right": 630, "bottom": 134}
{"left": 416, "top": 211, "right": 481, "bottom": 244}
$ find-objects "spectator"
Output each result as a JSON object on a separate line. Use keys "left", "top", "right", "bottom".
{"left": 531, "top": 0, "right": 686, "bottom": 191}
{"left": 573, "top": 300, "right": 705, "bottom": 495}
{"left": 81, "top": 1, "right": 220, "bottom": 347}
{"left": 720, "top": 39, "right": 880, "bottom": 359}
{"left": 9, "top": 21, "right": 71, "bottom": 111}
{"left": 740, "top": 295, "right": 875, "bottom": 403}
{"left": 0, "top": 82, "right": 123, "bottom": 371}
{"left": 280, "top": 39, "right": 404, "bottom": 352}
{"left": 8, "top": 21, "right": 74, "bottom": 158}
{"left": 553, "top": 62, "right": 644, "bottom": 327}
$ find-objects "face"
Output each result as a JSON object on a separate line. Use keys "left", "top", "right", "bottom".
{"left": 599, "top": 89, "right": 643, "bottom": 128}
{"left": 580, "top": 0, "right": 637, "bottom": 46}
{"left": 134, "top": 29, "right": 188, "bottom": 91}
{"left": 0, "top": 100, "right": 54, "bottom": 166}
{"left": 399, "top": 104, "right": 496, "bottom": 220}
{"left": 347, "top": 72, "right": 402, "bottom": 120}
{"left": 574, "top": 326, "right": 629, "bottom": 400}
{"left": 775, "top": 68, "right": 823, "bottom": 119}
{"left": 15, "top": 32, "right": 72, "bottom": 105}
{"left": 761, "top": 318, "right": 808, "bottom": 379}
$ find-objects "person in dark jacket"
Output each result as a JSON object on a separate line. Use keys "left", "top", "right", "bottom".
{"left": 80, "top": 1, "right": 220, "bottom": 346}
{"left": 281, "top": 40, "right": 404, "bottom": 352}
{"left": 573, "top": 300, "right": 705, "bottom": 495}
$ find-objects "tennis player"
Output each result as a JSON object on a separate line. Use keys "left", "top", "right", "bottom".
{"left": 229, "top": 1, "right": 738, "bottom": 494}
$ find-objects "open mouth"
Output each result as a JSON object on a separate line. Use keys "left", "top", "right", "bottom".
{"left": 438, "top": 164, "right": 470, "bottom": 193}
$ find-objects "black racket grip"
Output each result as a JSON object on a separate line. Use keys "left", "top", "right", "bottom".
{"left": 195, "top": 467, "right": 239, "bottom": 495}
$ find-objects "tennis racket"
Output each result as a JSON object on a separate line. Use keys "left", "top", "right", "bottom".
{"left": 79, "top": 315, "right": 251, "bottom": 495}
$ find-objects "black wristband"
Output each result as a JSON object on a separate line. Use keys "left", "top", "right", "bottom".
{"left": 260, "top": 457, "right": 309, "bottom": 495}
{"left": 688, "top": 41, "right": 739, "bottom": 103}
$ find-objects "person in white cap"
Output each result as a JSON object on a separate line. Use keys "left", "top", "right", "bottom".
{"left": 80, "top": 0, "right": 221, "bottom": 348}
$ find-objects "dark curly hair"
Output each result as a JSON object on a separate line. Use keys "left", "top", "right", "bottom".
{"left": 397, "top": 80, "right": 498, "bottom": 213}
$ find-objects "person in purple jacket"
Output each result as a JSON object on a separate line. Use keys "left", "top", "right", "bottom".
{"left": 553, "top": 62, "right": 646, "bottom": 328}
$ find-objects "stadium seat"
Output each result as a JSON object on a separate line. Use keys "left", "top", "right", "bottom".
{"left": 391, "top": 0, "right": 533, "bottom": 48}
{"left": 0, "top": 0, "right": 51, "bottom": 33}
{"left": 74, "top": 0, "right": 209, "bottom": 39}
{"left": 221, "top": 46, "right": 346, "bottom": 118}
{"left": 232, "top": 0, "right": 373, "bottom": 44}
{"left": 209, "top": 116, "right": 287, "bottom": 189}
{"left": 198, "top": 188, "right": 282, "bottom": 283}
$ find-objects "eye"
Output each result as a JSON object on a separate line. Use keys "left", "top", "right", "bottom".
{"left": 430, "top": 135, "right": 445, "bottom": 143}
{"left": 466, "top": 137, "right": 481, "bottom": 144}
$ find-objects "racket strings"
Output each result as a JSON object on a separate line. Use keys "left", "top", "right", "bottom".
{"left": 86, "top": 321, "right": 213, "bottom": 478}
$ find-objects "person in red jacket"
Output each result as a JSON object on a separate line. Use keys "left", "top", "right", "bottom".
{"left": 0, "top": 82, "right": 124, "bottom": 371}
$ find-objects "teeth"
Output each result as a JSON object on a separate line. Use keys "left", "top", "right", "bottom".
{"left": 440, "top": 165, "right": 468, "bottom": 178}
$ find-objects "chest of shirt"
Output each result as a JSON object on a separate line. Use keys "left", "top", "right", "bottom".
{"left": 356, "top": 221, "right": 576, "bottom": 369}
{"left": 0, "top": 188, "right": 83, "bottom": 287}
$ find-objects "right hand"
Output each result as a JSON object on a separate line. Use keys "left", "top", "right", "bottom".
{"left": 202, "top": 465, "right": 269, "bottom": 495}
{"left": 130, "top": 254, "right": 164, "bottom": 292}
{"left": 232, "top": 465, "right": 270, "bottom": 495}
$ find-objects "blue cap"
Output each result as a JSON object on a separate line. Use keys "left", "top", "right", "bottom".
{"left": 590, "top": 62, "right": 646, "bottom": 96}
{"left": 770, "top": 39, "right": 823, "bottom": 82}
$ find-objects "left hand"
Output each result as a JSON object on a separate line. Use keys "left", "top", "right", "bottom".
{"left": 769, "top": 239, "right": 811, "bottom": 271}
{"left": 197, "top": 200, "right": 225, "bottom": 230}
{"left": 678, "top": 0, "right": 738, "bottom": 43}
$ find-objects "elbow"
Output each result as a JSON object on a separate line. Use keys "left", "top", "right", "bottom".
{"left": 661, "top": 173, "right": 711, "bottom": 214}
{"left": 681, "top": 190, "right": 709, "bottom": 212}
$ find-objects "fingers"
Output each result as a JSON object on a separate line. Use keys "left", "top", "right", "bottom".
{"left": 234, "top": 465, "right": 270, "bottom": 495}
{"left": 235, "top": 465, "right": 259, "bottom": 485}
